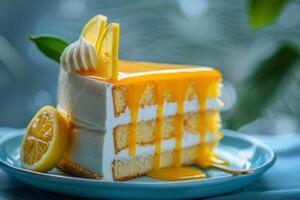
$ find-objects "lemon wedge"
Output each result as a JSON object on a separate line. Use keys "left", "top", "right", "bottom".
{"left": 81, "top": 15, "right": 107, "bottom": 49}
{"left": 20, "top": 106, "right": 69, "bottom": 172}
{"left": 97, "top": 23, "right": 119, "bottom": 79}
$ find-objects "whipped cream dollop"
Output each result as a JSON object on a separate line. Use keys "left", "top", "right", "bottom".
{"left": 60, "top": 38, "right": 98, "bottom": 73}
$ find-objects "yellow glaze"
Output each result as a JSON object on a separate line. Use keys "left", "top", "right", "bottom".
{"left": 153, "top": 81, "right": 166, "bottom": 170}
{"left": 147, "top": 167, "right": 206, "bottom": 181}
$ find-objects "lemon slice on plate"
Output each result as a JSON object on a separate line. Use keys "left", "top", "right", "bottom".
{"left": 20, "top": 106, "right": 69, "bottom": 172}
{"left": 81, "top": 15, "right": 107, "bottom": 48}
{"left": 97, "top": 23, "right": 119, "bottom": 80}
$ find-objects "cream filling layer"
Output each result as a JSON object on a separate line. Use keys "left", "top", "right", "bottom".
{"left": 115, "top": 132, "right": 219, "bottom": 160}
{"left": 114, "top": 98, "right": 222, "bottom": 127}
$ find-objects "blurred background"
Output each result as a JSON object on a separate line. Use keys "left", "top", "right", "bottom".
{"left": 0, "top": 0, "right": 299, "bottom": 135}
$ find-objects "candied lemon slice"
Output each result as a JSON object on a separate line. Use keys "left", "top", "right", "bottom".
{"left": 97, "top": 23, "right": 119, "bottom": 80}
{"left": 81, "top": 15, "right": 107, "bottom": 49}
{"left": 20, "top": 106, "right": 69, "bottom": 172}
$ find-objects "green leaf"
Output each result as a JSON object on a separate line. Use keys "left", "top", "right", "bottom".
{"left": 28, "top": 35, "right": 70, "bottom": 63}
{"left": 224, "top": 43, "right": 299, "bottom": 130}
{"left": 248, "top": 0, "right": 290, "bottom": 30}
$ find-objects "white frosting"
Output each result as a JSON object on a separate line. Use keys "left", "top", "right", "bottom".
{"left": 66, "top": 127, "right": 104, "bottom": 174}
{"left": 57, "top": 69, "right": 108, "bottom": 131}
{"left": 60, "top": 38, "right": 98, "bottom": 73}
{"left": 57, "top": 69, "right": 222, "bottom": 181}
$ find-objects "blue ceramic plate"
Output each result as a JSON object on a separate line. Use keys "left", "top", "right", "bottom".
{"left": 0, "top": 129, "right": 275, "bottom": 199}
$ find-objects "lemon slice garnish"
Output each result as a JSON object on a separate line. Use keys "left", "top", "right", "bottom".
{"left": 81, "top": 15, "right": 107, "bottom": 49}
{"left": 97, "top": 23, "right": 119, "bottom": 79}
{"left": 20, "top": 106, "right": 69, "bottom": 172}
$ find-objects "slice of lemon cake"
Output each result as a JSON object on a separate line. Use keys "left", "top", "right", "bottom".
{"left": 56, "top": 15, "right": 223, "bottom": 181}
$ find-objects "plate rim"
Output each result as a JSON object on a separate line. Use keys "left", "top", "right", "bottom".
{"left": 0, "top": 129, "right": 276, "bottom": 187}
